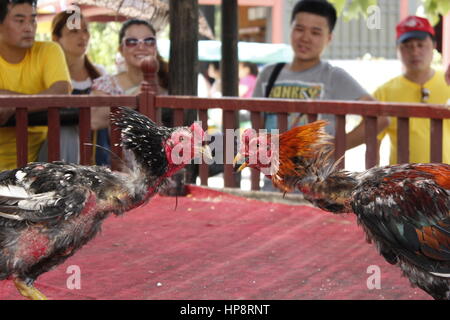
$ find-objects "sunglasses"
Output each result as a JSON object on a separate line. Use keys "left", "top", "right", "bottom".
{"left": 421, "top": 87, "right": 430, "bottom": 103}
{"left": 123, "top": 37, "right": 157, "bottom": 48}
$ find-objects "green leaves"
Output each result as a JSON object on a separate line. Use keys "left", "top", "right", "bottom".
{"left": 87, "top": 22, "right": 122, "bottom": 74}
{"left": 329, "top": 0, "right": 450, "bottom": 24}
{"left": 421, "top": 0, "right": 450, "bottom": 25}
{"left": 328, "top": 0, "right": 378, "bottom": 21}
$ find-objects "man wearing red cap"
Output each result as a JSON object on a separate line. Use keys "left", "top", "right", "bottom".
{"left": 374, "top": 15, "right": 450, "bottom": 164}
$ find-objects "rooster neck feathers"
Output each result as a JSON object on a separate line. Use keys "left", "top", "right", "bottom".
{"left": 273, "top": 120, "right": 338, "bottom": 192}
{"left": 113, "top": 108, "right": 174, "bottom": 178}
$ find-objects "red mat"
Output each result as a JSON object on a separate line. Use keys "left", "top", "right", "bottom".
{"left": 0, "top": 186, "right": 430, "bottom": 300}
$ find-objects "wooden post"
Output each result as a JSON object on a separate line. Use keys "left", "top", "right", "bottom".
{"left": 168, "top": 0, "right": 198, "bottom": 105}
{"left": 47, "top": 108, "right": 61, "bottom": 162}
{"left": 140, "top": 56, "right": 159, "bottom": 120}
{"left": 79, "top": 107, "right": 92, "bottom": 165}
{"left": 250, "top": 111, "right": 263, "bottom": 190}
{"left": 430, "top": 118, "right": 443, "bottom": 163}
{"left": 364, "top": 116, "right": 378, "bottom": 169}
{"left": 198, "top": 109, "right": 209, "bottom": 185}
{"left": 15, "top": 108, "right": 28, "bottom": 168}
{"left": 334, "top": 115, "right": 346, "bottom": 169}
{"left": 222, "top": 0, "right": 239, "bottom": 188}
{"left": 397, "top": 118, "right": 409, "bottom": 163}
{"left": 169, "top": 0, "right": 199, "bottom": 185}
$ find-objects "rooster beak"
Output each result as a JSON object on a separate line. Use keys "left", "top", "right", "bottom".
{"left": 233, "top": 153, "right": 248, "bottom": 172}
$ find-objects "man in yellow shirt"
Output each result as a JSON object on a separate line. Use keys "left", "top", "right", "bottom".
{"left": 374, "top": 15, "right": 450, "bottom": 164}
{"left": 0, "top": 0, "right": 71, "bottom": 170}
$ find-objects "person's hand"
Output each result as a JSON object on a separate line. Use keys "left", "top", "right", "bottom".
{"left": 445, "top": 64, "right": 450, "bottom": 85}
{"left": 91, "top": 107, "right": 111, "bottom": 131}
{"left": 125, "top": 85, "right": 140, "bottom": 95}
{"left": 0, "top": 107, "right": 15, "bottom": 126}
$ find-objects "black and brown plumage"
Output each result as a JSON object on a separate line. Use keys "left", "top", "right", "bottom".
{"left": 0, "top": 107, "right": 211, "bottom": 300}
{"left": 235, "top": 121, "right": 450, "bottom": 300}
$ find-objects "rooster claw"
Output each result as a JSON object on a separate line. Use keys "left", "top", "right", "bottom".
{"left": 14, "top": 278, "right": 47, "bottom": 300}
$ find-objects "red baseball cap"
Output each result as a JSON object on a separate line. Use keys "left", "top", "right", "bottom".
{"left": 396, "top": 15, "right": 435, "bottom": 44}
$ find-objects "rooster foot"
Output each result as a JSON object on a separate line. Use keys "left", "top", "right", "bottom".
{"left": 14, "top": 278, "right": 47, "bottom": 300}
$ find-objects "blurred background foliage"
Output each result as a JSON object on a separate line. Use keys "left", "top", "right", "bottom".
{"left": 329, "top": 0, "right": 450, "bottom": 25}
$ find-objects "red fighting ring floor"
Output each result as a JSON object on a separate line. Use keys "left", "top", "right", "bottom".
{"left": 0, "top": 186, "right": 430, "bottom": 300}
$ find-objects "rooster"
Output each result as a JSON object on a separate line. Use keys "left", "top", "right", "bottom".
{"left": 0, "top": 107, "right": 211, "bottom": 300}
{"left": 234, "top": 121, "right": 450, "bottom": 300}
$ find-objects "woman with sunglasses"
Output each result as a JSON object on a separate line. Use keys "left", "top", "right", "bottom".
{"left": 91, "top": 19, "right": 169, "bottom": 165}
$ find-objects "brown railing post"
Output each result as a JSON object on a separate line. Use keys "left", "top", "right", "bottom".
{"left": 364, "top": 116, "right": 378, "bottom": 169}
{"left": 15, "top": 108, "right": 28, "bottom": 168}
{"left": 334, "top": 115, "right": 346, "bottom": 169}
{"left": 139, "top": 56, "right": 159, "bottom": 121}
{"left": 277, "top": 112, "right": 288, "bottom": 133}
{"left": 79, "top": 107, "right": 92, "bottom": 165}
{"left": 430, "top": 118, "right": 443, "bottom": 163}
{"left": 47, "top": 108, "right": 61, "bottom": 162}
{"left": 250, "top": 111, "right": 263, "bottom": 191}
{"left": 173, "top": 109, "right": 184, "bottom": 127}
{"left": 397, "top": 117, "right": 409, "bottom": 163}
{"left": 223, "top": 109, "right": 237, "bottom": 188}
{"left": 110, "top": 106, "right": 122, "bottom": 171}
{"left": 198, "top": 109, "right": 209, "bottom": 185}
{"left": 307, "top": 114, "right": 318, "bottom": 123}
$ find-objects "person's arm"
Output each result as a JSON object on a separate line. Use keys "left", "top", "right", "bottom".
{"left": 345, "top": 95, "right": 389, "bottom": 150}
{"left": 0, "top": 89, "right": 23, "bottom": 94}
{"left": 39, "top": 80, "right": 71, "bottom": 95}
{"left": 90, "top": 89, "right": 112, "bottom": 131}
{"left": 0, "top": 107, "right": 16, "bottom": 126}
{"left": 0, "top": 81, "right": 71, "bottom": 125}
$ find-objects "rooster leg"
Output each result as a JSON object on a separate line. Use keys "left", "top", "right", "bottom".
{"left": 13, "top": 278, "right": 47, "bottom": 300}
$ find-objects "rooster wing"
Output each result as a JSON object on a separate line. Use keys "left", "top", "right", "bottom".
{"left": 0, "top": 162, "right": 122, "bottom": 225}
{"left": 352, "top": 164, "right": 450, "bottom": 277}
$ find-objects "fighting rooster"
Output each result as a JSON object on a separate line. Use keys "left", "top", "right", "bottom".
{"left": 0, "top": 107, "right": 211, "bottom": 300}
{"left": 234, "top": 121, "right": 450, "bottom": 300}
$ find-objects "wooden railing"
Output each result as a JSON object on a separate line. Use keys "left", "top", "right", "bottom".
{"left": 1, "top": 58, "right": 450, "bottom": 191}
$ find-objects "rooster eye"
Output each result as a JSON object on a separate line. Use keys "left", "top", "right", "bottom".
{"left": 179, "top": 136, "right": 184, "bottom": 142}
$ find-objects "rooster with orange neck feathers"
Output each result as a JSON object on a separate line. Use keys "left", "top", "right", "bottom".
{"left": 234, "top": 121, "right": 450, "bottom": 300}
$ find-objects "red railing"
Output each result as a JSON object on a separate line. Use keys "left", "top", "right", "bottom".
{"left": 1, "top": 58, "right": 450, "bottom": 191}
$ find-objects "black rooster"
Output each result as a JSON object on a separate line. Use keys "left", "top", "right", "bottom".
{"left": 0, "top": 107, "right": 211, "bottom": 300}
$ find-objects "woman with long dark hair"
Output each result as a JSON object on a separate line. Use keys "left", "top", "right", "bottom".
{"left": 38, "top": 11, "right": 104, "bottom": 164}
